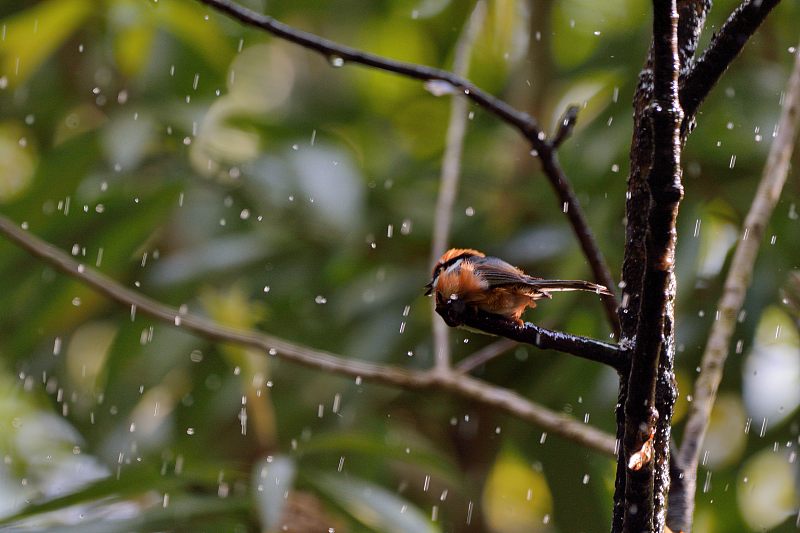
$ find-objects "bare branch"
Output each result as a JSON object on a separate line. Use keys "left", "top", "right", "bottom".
{"left": 431, "top": 1, "right": 487, "bottom": 373}
{"left": 196, "top": 0, "right": 545, "bottom": 147}
{"left": 456, "top": 339, "right": 517, "bottom": 374}
{"left": 550, "top": 105, "right": 580, "bottom": 148}
{"left": 537, "top": 146, "right": 621, "bottom": 335}
{"left": 622, "top": 1, "right": 683, "bottom": 531}
{"left": 0, "top": 214, "right": 617, "bottom": 456}
{"left": 679, "top": 0, "right": 782, "bottom": 130}
{"left": 194, "top": 0, "right": 621, "bottom": 335}
{"left": 672, "top": 44, "right": 800, "bottom": 533}
{"left": 434, "top": 300, "right": 624, "bottom": 370}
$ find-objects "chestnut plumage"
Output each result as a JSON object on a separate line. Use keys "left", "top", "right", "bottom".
{"left": 426, "top": 248, "right": 613, "bottom": 326}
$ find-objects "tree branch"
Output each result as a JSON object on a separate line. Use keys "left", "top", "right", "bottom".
{"left": 671, "top": 44, "right": 800, "bottom": 533}
{"left": 193, "top": 0, "right": 621, "bottom": 335}
{"left": 196, "top": 0, "right": 545, "bottom": 146}
{"left": 622, "top": 1, "right": 683, "bottom": 532}
{"left": 456, "top": 339, "right": 517, "bottom": 374}
{"left": 430, "top": 1, "right": 487, "bottom": 373}
{"left": 537, "top": 144, "right": 621, "bottom": 335}
{"left": 0, "top": 214, "right": 617, "bottom": 456}
{"left": 434, "top": 300, "right": 624, "bottom": 370}
{"left": 679, "top": 0, "right": 781, "bottom": 130}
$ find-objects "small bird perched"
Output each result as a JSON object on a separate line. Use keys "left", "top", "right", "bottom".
{"left": 426, "top": 248, "right": 613, "bottom": 326}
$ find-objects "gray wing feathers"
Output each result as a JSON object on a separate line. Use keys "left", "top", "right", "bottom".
{"left": 471, "top": 257, "right": 612, "bottom": 295}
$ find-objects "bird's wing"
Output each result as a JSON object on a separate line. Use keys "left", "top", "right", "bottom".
{"left": 471, "top": 257, "right": 532, "bottom": 287}
{"left": 472, "top": 258, "right": 613, "bottom": 295}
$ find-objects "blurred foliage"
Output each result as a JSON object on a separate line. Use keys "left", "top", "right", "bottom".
{"left": 0, "top": 0, "right": 799, "bottom": 531}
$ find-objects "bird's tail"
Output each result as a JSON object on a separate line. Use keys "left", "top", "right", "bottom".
{"left": 525, "top": 278, "right": 614, "bottom": 296}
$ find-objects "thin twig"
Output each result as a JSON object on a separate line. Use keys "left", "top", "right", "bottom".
{"left": 672, "top": 44, "right": 800, "bottom": 533}
{"left": 622, "top": 1, "right": 683, "bottom": 532}
{"left": 430, "top": 1, "right": 487, "bottom": 373}
{"left": 193, "top": 0, "right": 621, "bottom": 335}
{"left": 537, "top": 147, "right": 621, "bottom": 335}
{"left": 195, "top": 0, "right": 545, "bottom": 146}
{"left": 456, "top": 339, "right": 517, "bottom": 374}
{"left": 0, "top": 214, "right": 617, "bottom": 456}
{"left": 550, "top": 105, "right": 580, "bottom": 148}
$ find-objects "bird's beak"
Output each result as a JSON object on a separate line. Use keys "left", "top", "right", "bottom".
{"left": 424, "top": 281, "right": 433, "bottom": 296}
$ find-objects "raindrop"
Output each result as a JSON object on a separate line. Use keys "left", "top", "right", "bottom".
{"left": 186, "top": 427, "right": 195, "bottom": 435}
{"left": 465, "top": 206, "right": 475, "bottom": 216}
{"left": 702, "top": 471, "right": 712, "bottom": 493}
{"left": 71, "top": 297, "right": 81, "bottom": 307}
{"left": 328, "top": 55, "right": 345, "bottom": 68}
{"left": 315, "top": 295, "right": 327, "bottom": 304}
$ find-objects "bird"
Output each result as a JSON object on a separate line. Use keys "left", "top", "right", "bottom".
{"left": 425, "top": 248, "right": 613, "bottom": 326}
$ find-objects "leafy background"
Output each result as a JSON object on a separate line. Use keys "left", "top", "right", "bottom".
{"left": 0, "top": 0, "right": 798, "bottom": 531}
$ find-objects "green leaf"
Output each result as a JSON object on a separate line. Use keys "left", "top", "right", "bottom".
{"left": 0, "top": 0, "right": 92, "bottom": 86}
{"left": 4, "top": 495, "right": 251, "bottom": 533}
{"left": 295, "top": 430, "right": 458, "bottom": 482}
{"left": 0, "top": 466, "right": 171, "bottom": 525}
{"left": 311, "top": 472, "right": 440, "bottom": 533}
{"left": 252, "top": 455, "right": 297, "bottom": 531}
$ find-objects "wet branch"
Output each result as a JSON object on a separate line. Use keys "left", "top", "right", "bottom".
{"left": 670, "top": 44, "right": 800, "bottom": 533}
{"left": 621, "top": 1, "right": 683, "bottom": 532}
{"left": 434, "top": 300, "right": 624, "bottom": 370}
{"left": 679, "top": 0, "right": 782, "bottom": 130}
{"left": 193, "top": 0, "right": 621, "bottom": 335}
{"left": 0, "top": 214, "right": 617, "bottom": 456}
